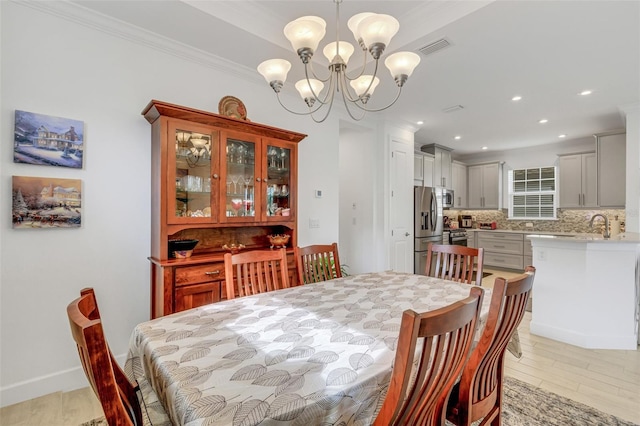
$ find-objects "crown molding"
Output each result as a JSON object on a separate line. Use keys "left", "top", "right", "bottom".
{"left": 11, "top": 0, "right": 262, "bottom": 85}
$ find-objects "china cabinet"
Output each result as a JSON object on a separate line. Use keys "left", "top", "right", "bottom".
{"left": 143, "top": 100, "right": 306, "bottom": 318}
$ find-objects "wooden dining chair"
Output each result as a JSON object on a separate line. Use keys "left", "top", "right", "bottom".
{"left": 224, "top": 248, "right": 290, "bottom": 299}
{"left": 67, "top": 288, "right": 143, "bottom": 426}
{"left": 374, "top": 286, "right": 485, "bottom": 426}
{"left": 446, "top": 266, "right": 536, "bottom": 426}
{"left": 425, "top": 243, "right": 485, "bottom": 286}
{"left": 294, "top": 242, "right": 342, "bottom": 284}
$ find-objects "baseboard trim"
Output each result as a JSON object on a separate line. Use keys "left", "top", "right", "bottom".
{"left": 0, "top": 353, "right": 127, "bottom": 407}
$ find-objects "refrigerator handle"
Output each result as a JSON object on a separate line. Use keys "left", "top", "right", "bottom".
{"left": 430, "top": 191, "right": 437, "bottom": 230}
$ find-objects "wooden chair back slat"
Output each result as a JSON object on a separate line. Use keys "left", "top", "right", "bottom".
{"left": 447, "top": 266, "right": 535, "bottom": 426}
{"left": 374, "top": 286, "right": 484, "bottom": 426}
{"left": 426, "top": 243, "right": 485, "bottom": 286}
{"left": 225, "top": 248, "right": 289, "bottom": 299}
{"left": 294, "top": 243, "right": 342, "bottom": 284}
{"left": 67, "top": 288, "right": 142, "bottom": 426}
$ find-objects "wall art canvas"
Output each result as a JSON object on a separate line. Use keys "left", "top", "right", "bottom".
{"left": 12, "top": 176, "right": 82, "bottom": 229}
{"left": 14, "top": 110, "right": 84, "bottom": 168}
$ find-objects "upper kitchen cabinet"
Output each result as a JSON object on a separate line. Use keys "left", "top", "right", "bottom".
{"left": 414, "top": 151, "right": 434, "bottom": 187}
{"left": 451, "top": 161, "right": 468, "bottom": 208}
{"left": 421, "top": 144, "right": 452, "bottom": 189}
{"left": 467, "top": 162, "right": 501, "bottom": 209}
{"left": 596, "top": 132, "right": 626, "bottom": 208}
{"left": 558, "top": 152, "right": 597, "bottom": 208}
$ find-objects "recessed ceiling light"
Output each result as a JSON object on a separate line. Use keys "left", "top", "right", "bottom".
{"left": 511, "top": 96, "right": 522, "bottom": 101}
{"left": 559, "top": 134, "right": 567, "bottom": 138}
{"left": 481, "top": 146, "right": 488, "bottom": 150}
{"left": 539, "top": 119, "right": 548, "bottom": 124}
{"left": 579, "top": 90, "right": 592, "bottom": 96}
{"left": 417, "top": 121, "right": 424, "bottom": 125}
{"left": 454, "top": 135, "right": 461, "bottom": 140}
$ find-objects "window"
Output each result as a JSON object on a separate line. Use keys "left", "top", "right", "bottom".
{"left": 508, "top": 167, "right": 556, "bottom": 219}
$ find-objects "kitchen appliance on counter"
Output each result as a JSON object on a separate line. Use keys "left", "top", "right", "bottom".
{"left": 479, "top": 221, "right": 498, "bottom": 230}
{"left": 414, "top": 186, "right": 444, "bottom": 275}
{"left": 460, "top": 215, "right": 473, "bottom": 228}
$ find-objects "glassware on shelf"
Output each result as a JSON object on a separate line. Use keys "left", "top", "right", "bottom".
{"left": 280, "top": 184, "right": 289, "bottom": 196}
{"left": 231, "top": 199, "right": 243, "bottom": 216}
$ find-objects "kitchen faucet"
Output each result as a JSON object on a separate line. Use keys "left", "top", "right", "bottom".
{"left": 589, "top": 214, "right": 610, "bottom": 238}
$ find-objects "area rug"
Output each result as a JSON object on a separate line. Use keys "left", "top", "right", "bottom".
{"left": 81, "top": 377, "right": 638, "bottom": 426}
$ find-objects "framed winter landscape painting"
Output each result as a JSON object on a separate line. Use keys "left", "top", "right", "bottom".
{"left": 12, "top": 176, "right": 82, "bottom": 229}
{"left": 14, "top": 110, "right": 84, "bottom": 169}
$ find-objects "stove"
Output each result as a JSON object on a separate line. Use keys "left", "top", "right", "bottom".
{"left": 448, "top": 229, "right": 469, "bottom": 246}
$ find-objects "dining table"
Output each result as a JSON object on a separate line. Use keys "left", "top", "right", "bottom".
{"left": 125, "top": 270, "right": 519, "bottom": 426}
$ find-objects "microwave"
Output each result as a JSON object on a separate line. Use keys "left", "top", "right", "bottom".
{"left": 442, "top": 189, "right": 454, "bottom": 208}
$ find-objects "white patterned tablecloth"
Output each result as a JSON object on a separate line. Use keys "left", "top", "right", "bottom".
{"left": 126, "top": 271, "right": 495, "bottom": 426}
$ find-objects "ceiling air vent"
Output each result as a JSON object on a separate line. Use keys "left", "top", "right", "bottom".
{"left": 443, "top": 105, "right": 464, "bottom": 113}
{"left": 418, "top": 38, "right": 451, "bottom": 57}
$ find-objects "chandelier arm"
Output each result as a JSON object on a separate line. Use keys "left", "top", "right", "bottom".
{"left": 351, "top": 86, "right": 404, "bottom": 113}
{"left": 306, "top": 61, "right": 332, "bottom": 83}
{"left": 309, "top": 88, "right": 338, "bottom": 123}
{"left": 275, "top": 92, "right": 324, "bottom": 116}
{"left": 337, "top": 69, "right": 366, "bottom": 103}
{"left": 304, "top": 64, "right": 335, "bottom": 105}
{"left": 337, "top": 75, "right": 367, "bottom": 121}
{"left": 344, "top": 48, "right": 368, "bottom": 81}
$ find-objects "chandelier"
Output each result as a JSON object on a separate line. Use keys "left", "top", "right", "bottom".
{"left": 176, "top": 131, "right": 211, "bottom": 168}
{"left": 257, "top": 0, "right": 420, "bottom": 123}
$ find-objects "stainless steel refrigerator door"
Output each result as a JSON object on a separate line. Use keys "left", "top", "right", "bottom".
{"left": 414, "top": 236, "right": 443, "bottom": 275}
{"left": 414, "top": 186, "right": 443, "bottom": 238}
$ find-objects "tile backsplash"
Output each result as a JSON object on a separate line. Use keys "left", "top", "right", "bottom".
{"left": 445, "top": 209, "right": 625, "bottom": 234}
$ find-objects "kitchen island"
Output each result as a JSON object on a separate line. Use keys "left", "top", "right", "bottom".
{"left": 527, "top": 232, "right": 640, "bottom": 349}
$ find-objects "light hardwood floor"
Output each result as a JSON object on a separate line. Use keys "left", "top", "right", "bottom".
{"left": 1, "top": 267, "right": 639, "bottom": 425}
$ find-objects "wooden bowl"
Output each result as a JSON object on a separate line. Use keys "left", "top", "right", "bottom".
{"left": 267, "top": 234, "right": 290, "bottom": 248}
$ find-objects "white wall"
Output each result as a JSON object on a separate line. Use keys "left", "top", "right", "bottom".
{"left": 0, "top": 1, "right": 339, "bottom": 406}
{"left": 338, "top": 125, "right": 376, "bottom": 274}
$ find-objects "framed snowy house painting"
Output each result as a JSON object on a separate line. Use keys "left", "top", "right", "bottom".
{"left": 12, "top": 176, "right": 82, "bottom": 229}
{"left": 14, "top": 110, "right": 84, "bottom": 169}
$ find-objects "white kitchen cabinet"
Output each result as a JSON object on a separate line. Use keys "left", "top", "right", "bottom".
{"left": 451, "top": 161, "right": 467, "bottom": 208}
{"left": 414, "top": 152, "right": 434, "bottom": 187}
{"left": 467, "top": 163, "right": 501, "bottom": 209}
{"left": 596, "top": 132, "right": 625, "bottom": 207}
{"left": 421, "top": 144, "right": 451, "bottom": 188}
{"left": 558, "top": 152, "right": 597, "bottom": 208}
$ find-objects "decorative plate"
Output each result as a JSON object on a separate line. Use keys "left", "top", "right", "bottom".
{"left": 218, "top": 96, "right": 248, "bottom": 120}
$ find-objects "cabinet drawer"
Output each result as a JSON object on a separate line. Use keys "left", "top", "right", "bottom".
{"left": 478, "top": 239, "right": 523, "bottom": 255}
{"left": 175, "top": 263, "right": 225, "bottom": 286}
{"left": 524, "top": 240, "right": 532, "bottom": 256}
{"left": 477, "top": 232, "right": 523, "bottom": 243}
{"left": 484, "top": 252, "right": 523, "bottom": 270}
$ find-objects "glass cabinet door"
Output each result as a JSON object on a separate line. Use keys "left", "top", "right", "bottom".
{"left": 168, "top": 122, "right": 218, "bottom": 224}
{"left": 223, "top": 134, "right": 259, "bottom": 222}
{"left": 265, "top": 141, "right": 293, "bottom": 221}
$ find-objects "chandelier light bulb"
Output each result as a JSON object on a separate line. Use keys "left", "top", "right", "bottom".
{"left": 347, "top": 12, "right": 374, "bottom": 47}
{"left": 257, "top": 59, "right": 291, "bottom": 92}
{"left": 350, "top": 75, "right": 380, "bottom": 97}
{"left": 295, "top": 78, "right": 325, "bottom": 106}
{"left": 384, "top": 52, "right": 421, "bottom": 86}
{"left": 323, "top": 41, "right": 355, "bottom": 64}
{"left": 357, "top": 14, "right": 399, "bottom": 58}
{"left": 284, "top": 17, "right": 326, "bottom": 57}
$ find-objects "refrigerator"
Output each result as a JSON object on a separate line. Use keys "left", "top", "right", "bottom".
{"left": 414, "top": 186, "right": 444, "bottom": 275}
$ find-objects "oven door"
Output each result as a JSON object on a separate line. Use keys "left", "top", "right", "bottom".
{"left": 450, "top": 233, "right": 468, "bottom": 246}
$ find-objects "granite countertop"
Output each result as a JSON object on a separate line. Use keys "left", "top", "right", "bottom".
{"left": 465, "top": 228, "right": 640, "bottom": 243}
